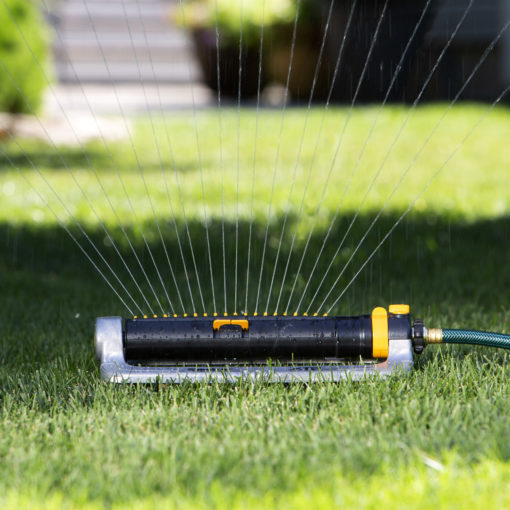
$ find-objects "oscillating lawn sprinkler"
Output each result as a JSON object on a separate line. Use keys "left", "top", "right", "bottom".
{"left": 94, "top": 305, "right": 510, "bottom": 383}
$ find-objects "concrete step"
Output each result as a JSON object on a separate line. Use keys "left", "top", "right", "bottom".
{"left": 53, "top": 31, "right": 192, "bottom": 63}
{"left": 54, "top": 45, "right": 195, "bottom": 64}
{"left": 56, "top": 60, "right": 201, "bottom": 83}
{"left": 54, "top": 30, "right": 190, "bottom": 52}
{"left": 58, "top": 0, "right": 175, "bottom": 17}
{"left": 43, "top": 84, "right": 213, "bottom": 114}
{"left": 60, "top": 0, "right": 177, "bottom": 4}
{"left": 57, "top": 2, "right": 179, "bottom": 31}
{"left": 59, "top": 17, "right": 175, "bottom": 32}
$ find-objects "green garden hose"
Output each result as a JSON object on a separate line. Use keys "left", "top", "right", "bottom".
{"left": 402, "top": 311, "right": 510, "bottom": 354}
{"left": 440, "top": 329, "right": 510, "bottom": 350}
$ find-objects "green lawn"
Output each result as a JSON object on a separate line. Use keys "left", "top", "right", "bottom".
{"left": 2, "top": 104, "right": 510, "bottom": 508}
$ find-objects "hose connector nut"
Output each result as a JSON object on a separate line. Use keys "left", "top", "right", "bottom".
{"left": 413, "top": 318, "right": 425, "bottom": 354}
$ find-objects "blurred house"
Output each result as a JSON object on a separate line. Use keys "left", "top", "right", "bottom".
{"left": 320, "top": 0, "right": 510, "bottom": 103}
{"left": 416, "top": 0, "right": 510, "bottom": 101}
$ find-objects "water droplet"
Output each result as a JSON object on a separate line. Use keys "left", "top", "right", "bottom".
{"left": 31, "top": 210, "right": 44, "bottom": 223}
{"left": 2, "top": 181, "right": 15, "bottom": 196}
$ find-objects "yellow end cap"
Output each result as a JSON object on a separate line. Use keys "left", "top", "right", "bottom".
{"left": 273, "top": 312, "right": 278, "bottom": 316}
{"left": 143, "top": 315, "right": 148, "bottom": 319}
{"left": 263, "top": 312, "right": 268, "bottom": 316}
{"left": 133, "top": 315, "right": 138, "bottom": 319}
{"left": 371, "top": 307, "right": 389, "bottom": 358}
{"left": 213, "top": 312, "right": 218, "bottom": 317}
{"left": 183, "top": 313, "right": 188, "bottom": 317}
{"left": 173, "top": 314, "right": 178, "bottom": 318}
{"left": 163, "top": 314, "right": 168, "bottom": 318}
{"left": 389, "top": 304, "right": 410, "bottom": 315}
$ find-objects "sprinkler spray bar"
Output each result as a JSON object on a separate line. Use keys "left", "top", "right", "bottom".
{"left": 94, "top": 305, "right": 510, "bottom": 383}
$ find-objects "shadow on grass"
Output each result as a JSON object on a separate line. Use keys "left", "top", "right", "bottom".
{"left": 0, "top": 139, "right": 214, "bottom": 175}
{"left": 0, "top": 141, "right": 113, "bottom": 171}
{"left": 2, "top": 210, "right": 510, "bottom": 369}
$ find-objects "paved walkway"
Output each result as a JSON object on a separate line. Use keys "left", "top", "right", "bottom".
{"left": 43, "top": 83, "right": 213, "bottom": 116}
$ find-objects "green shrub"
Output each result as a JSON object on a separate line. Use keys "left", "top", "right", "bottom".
{"left": 0, "top": 0, "right": 49, "bottom": 114}
{"left": 179, "top": 0, "right": 296, "bottom": 46}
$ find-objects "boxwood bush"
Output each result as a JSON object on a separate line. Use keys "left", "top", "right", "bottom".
{"left": 0, "top": 0, "right": 49, "bottom": 114}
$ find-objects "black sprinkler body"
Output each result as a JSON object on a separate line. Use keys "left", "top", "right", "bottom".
{"left": 95, "top": 305, "right": 416, "bottom": 382}
{"left": 124, "top": 315, "right": 378, "bottom": 362}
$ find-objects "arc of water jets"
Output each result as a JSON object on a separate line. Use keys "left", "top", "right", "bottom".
{"left": 1, "top": 0, "right": 508, "bottom": 317}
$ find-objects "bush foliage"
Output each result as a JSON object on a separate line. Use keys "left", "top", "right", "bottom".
{"left": 0, "top": 0, "right": 49, "bottom": 114}
{"left": 180, "top": 0, "right": 296, "bottom": 46}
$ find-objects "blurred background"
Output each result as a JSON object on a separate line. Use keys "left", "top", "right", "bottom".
{"left": 1, "top": 0, "right": 509, "bottom": 121}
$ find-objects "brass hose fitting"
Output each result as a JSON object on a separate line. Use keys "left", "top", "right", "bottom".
{"left": 425, "top": 328, "right": 443, "bottom": 344}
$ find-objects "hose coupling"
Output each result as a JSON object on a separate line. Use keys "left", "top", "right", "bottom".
{"left": 425, "top": 328, "right": 443, "bottom": 344}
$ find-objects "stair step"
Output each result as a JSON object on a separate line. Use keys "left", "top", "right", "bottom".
{"left": 44, "top": 83, "right": 213, "bottom": 114}
{"left": 58, "top": 5, "right": 181, "bottom": 32}
{"left": 53, "top": 45, "right": 194, "bottom": 64}
{"left": 58, "top": 1, "right": 173, "bottom": 20}
{"left": 55, "top": 30, "right": 190, "bottom": 51}
{"left": 59, "top": 17, "right": 176, "bottom": 32}
{"left": 56, "top": 61, "right": 201, "bottom": 83}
